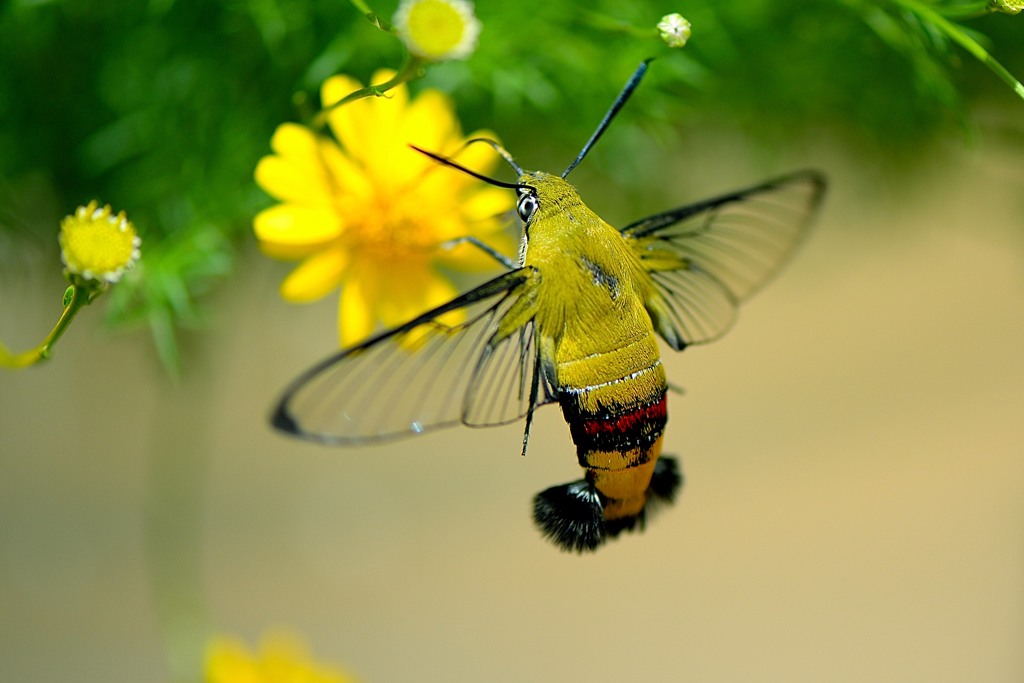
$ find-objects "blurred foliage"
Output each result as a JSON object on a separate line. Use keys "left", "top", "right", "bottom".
{"left": 0, "top": 0, "right": 1021, "bottom": 372}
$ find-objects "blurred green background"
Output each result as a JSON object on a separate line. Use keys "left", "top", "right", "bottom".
{"left": 2, "top": 1, "right": 1023, "bottom": 681}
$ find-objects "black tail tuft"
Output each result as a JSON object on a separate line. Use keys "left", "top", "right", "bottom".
{"left": 604, "top": 513, "right": 643, "bottom": 537}
{"left": 532, "top": 481, "right": 605, "bottom": 552}
{"left": 533, "top": 457, "right": 684, "bottom": 551}
{"left": 648, "top": 455, "right": 683, "bottom": 505}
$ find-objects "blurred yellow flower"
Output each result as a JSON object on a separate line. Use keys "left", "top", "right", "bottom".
{"left": 59, "top": 200, "right": 141, "bottom": 283}
{"left": 254, "top": 71, "right": 513, "bottom": 346}
{"left": 394, "top": 0, "right": 481, "bottom": 61}
{"left": 206, "top": 632, "right": 357, "bottom": 683}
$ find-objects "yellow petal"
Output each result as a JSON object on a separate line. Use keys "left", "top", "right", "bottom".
{"left": 368, "top": 261, "right": 459, "bottom": 329}
{"left": 324, "top": 76, "right": 373, "bottom": 163}
{"left": 412, "top": 132, "right": 508, "bottom": 202}
{"left": 255, "top": 154, "right": 328, "bottom": 204}
{"left": 453, "top": 129, "right": 504, "bottom": 177}
{"left": 320, "top": 74, "right": 363, "bottom": 109}
{"left": 326, "top": 71, "right": 408, "bottom": 168}
{"left": 280, "top": 246, "right": 349, "bottom": 302}
{"left": 338, "top": 273, "right": 376, "bottom": 346}
{"left": 417, "top": 271, "right": 464, "bottom": 329}
{"left": 370, "top": 68, "right": 409, "bottom": 106}
{"left": 401, "top": 89, "right": 459, "bottom": 156}
{"left": 254, "top": 204, "right": 342, "bottom": 259}
{"left": 460, "top": 187, "right": 514, "bottom": 222}
{"left": 258, "top": 123, "right": 352, "bottom": 203}
{"left": 318, "top": 141, "right": 374, "bottom": 201}
{"left": 270, "top": 122, "right": 320, "bottom": 157}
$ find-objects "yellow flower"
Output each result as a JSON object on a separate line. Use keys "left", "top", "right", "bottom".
{"left": 657, "top": 13, "right": 692, "bottom": 48}
{"left": 393, "top": 0, "right": 481, "bottom": 61}
{"left": 254, "top": 71, "right": 514, "bottom": 346}
{"left": 205, "top": 631, "right": 357, "bottom": 683}
{"left": 59, "top": 201, "right": 141, "bottom": 283}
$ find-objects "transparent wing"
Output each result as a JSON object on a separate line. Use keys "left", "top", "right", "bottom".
{"left": 272, "top": 268, "right": 544, "bottom": 445}
{"left": 463, "top": 318, "right": 544, "bottom": 427}
{"left": 623, "top": 170, "right": 826, "bottom": 348}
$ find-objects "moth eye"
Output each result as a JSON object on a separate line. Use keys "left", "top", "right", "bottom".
{"left": 517, "top": 193, "right": 539, "bottom": 223}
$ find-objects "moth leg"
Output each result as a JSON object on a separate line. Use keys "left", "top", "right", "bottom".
{"left": 441, "top": 236, "right": 516, "bottom": 270}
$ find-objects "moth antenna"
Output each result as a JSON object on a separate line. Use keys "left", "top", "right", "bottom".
{"left": 561, "top": 59, "right": 652, "bottom": 179}
{"left": 463, "top": 137, "right": 524, "bottom": 176}
{"left": 410, "top": 144, "right": 526, "bottom": 191}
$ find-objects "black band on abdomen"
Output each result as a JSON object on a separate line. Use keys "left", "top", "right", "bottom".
{"left": 560, "top": 391, "right": 667, "bottom": 454}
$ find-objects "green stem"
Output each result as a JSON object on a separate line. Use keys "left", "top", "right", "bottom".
{"left": 933, "top": 1, "right": 989, "bottom": 18}
{"left": 894, "top": 0, "right": 1024, "bottom": 101}
{"left": 582, "top": 11, "right": 659, "bottom": 39}
{"left": 347, "top": 0, "right": 395, "bottom": 33}
{"left": 310, "top": 55, "right": 426, "bottom": 129}
{"left": 0, "top": 283, "right": 96, "bottom": 369}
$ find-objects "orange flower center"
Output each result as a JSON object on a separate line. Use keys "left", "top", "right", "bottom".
{"left": 340, "top": 189, "right": 439, "bottom": 265}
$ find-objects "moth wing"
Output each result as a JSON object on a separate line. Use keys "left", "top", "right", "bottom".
{"left": 272, "top": 268, "right": 546, "bottom": 445}
{"left": 623, "top": 170, "right": 826, "bottom": 348}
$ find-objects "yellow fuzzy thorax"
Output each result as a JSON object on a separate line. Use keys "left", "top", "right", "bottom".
{"left": 520, "top": 173, "right": 663, "bottom": 401}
